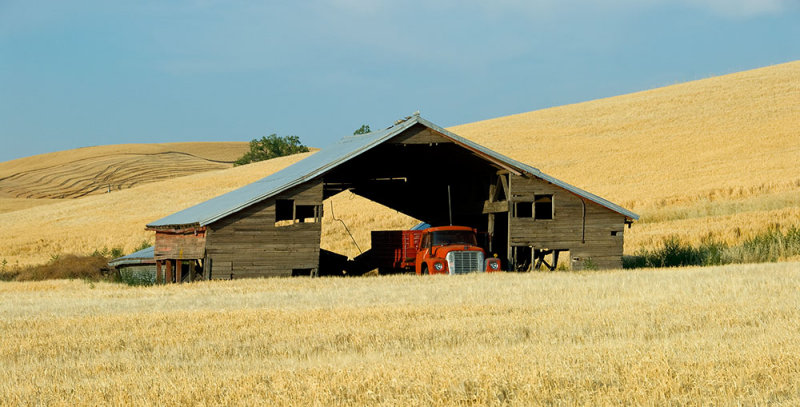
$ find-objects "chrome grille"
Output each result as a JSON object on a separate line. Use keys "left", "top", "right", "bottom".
{"left": 446, "top": 251, "right": 484, "bottom": 274}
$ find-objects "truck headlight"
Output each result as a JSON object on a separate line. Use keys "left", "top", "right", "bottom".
{"left": 490, "top": 261, "right": 499, "bottom": 270}
{"left": 433, "top": 262, "right": 444, "bottom": 271}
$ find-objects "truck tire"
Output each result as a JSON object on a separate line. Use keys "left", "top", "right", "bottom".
{"left": 421, "top": 264, "right": 429, "bottom": 275}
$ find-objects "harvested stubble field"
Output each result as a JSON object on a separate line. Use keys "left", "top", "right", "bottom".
{"left": 1, "top": 263, "right": 798, "bottom": 405}
{"left": 1, "top": 60, "right": 798, "bottom": 266}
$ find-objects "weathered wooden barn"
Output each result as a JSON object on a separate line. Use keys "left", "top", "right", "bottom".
{"left": 146, "top": 115, "right": 638, "bottom": 281}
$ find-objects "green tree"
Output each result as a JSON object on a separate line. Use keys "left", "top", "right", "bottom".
{"left": 353, "top": 124, "right": 371, "bottom": 135}
{"left": 234, "top": 134, "right": 310, "bottom": 166}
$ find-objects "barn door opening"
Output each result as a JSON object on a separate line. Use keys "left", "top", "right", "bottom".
{"left": 491, "top": 212, "right": 509, "bottom": 269}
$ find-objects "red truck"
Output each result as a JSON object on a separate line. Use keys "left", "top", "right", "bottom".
{"left": 371, "top": 226, "right": 501, "bottom": 274}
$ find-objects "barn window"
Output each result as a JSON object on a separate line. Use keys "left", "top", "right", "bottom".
{"left": 514, "top": 202, "right": 533, "bottom": 218}
{"left": 295, "top": 204, "right": 319, "bottom": 223}
{"left": 534, "top": 195, "right": 553, "bottom": 220}
{"left": 275, "top": 199, "right": 321, "bottom": 227}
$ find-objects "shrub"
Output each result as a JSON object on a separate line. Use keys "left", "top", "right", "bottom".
{"left": 582, "top": 258, "right": 599, "bottom": 271}
{"left": 13, "top": 254, "right": 110, "bottom": 281}
{"left": 117, "top": 267, "right": 156, "bottom": 286}
{"left": 353, "top": 124, "right": 371, "bottom": 135}
{"left": 92, "top": 246, "right": 124, "bottom": 259}
{"left": 624, "top": 226, "right": 800, "bottom": 269}
{"left": 234, "top": 134, "right": 309, "bottom": 166}
{"left": 0, "top": 258, "right": 17, "bottom": 281}
{"left": 132, "top": 240, "right": 152, "bottom": 253}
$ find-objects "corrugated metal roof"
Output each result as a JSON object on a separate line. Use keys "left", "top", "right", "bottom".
{"left": 410, "top": 222, "right": 432, "bottom": 230}
{"left": 109, "top": 246, "right": 155, "bottom": 267}
{"left": 147, "top": 115, "right": 638, "bottom": 228}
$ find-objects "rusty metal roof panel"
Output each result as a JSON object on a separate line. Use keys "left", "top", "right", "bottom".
{"left": 147, "top": 115, "right": 638, "bottom": 228}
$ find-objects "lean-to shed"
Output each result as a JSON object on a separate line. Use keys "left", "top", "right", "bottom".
{"left": 109, "top": 246, "right": 157, "bottom": 284}
{"left": 146, "top": 115, "right": 638, "bottom": 281}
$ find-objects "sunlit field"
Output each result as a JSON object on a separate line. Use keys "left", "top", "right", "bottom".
{"left": 451, "top": 60, "right": 800, "bottom": 253}
{"left": 1, "top": 263, "right": 798, "bottom": 405}
{"left": 0, "top": 61, "right": 798, "bottom": 266}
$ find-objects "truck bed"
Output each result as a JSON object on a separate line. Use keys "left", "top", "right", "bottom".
{"left": 371, "top": 230, "right": 423, "bottom": 270}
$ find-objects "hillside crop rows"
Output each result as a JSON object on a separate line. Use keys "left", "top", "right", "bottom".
{"left": 1, "top": 263, "right": 798, "bottom": 405}
{"left": 0, "top": 142, "right": 248, "bottom": 199}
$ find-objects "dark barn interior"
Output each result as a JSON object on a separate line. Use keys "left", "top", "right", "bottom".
{"left": 322, "top": 124, "right": 507, "bottom": 256}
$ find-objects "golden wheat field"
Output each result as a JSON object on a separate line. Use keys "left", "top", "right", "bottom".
{"left": 1, "top": 263, "right": 798, "bottom": 405}
{"left": 451, "top": 60, "right": 800, "bottom": 251}
{"left": 0, "top": 61, "right": 798, "bottom": 266}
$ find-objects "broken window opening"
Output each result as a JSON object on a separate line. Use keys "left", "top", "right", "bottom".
{"left": 514, "top": 202, "right": 533, "bottom": 218}
{"left": 534, "top": 194, "right": 554, "bottom": 220}
{"left": 276, "top": 199, "right": 322, "bottom": 227}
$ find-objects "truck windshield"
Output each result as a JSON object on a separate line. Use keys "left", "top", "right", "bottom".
{"left": 431, "top": 230, "right": 477, "bottom": 246}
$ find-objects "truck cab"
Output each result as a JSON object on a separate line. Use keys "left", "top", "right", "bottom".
{"left": 415, "top": 226, "right": 501, "bottom": 274}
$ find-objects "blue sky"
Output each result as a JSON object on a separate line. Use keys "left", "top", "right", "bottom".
{"left": 1, "top": 0, "right": 798, "bottom": 162}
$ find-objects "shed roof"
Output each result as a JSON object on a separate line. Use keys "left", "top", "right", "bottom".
{"left": 147, "top": 115, "right": 638, "bottom": 229}
{"left": 109, "top": 246, "right": 155, "bottom": 267}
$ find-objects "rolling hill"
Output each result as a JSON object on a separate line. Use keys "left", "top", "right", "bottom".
{"left": 0, "top": 61, "right": 797, "bottom": 267}
{"left": 0, "top": 142, "right": 249, "bottom": 202}
{"left": 451, "top": 60, "right": 800, "bottom": 251}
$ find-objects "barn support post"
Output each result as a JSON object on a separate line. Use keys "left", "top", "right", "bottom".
{"left": 505, "top": 174, "right": 513, "bottom": 270}
{"left": 190, "top": 260, "right": 197, "bottom": 282}
{"left": 176, "top": 260, "right": 183, "bottom": 283}
{"left": 202, "top": 256, "right": 211, "bottom": 280}
{"left": 165, "top": 260, "right": 173, "bottom": 284}
{"left": 487, "top": 183, "right": 496, "bottom": 252}
{"left": 156, "top": 261, "right": 163, "bottom": 284}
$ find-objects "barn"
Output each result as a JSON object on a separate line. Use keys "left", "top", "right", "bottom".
{"left": 146, "top": 114, "right": 638, "bottom": 282}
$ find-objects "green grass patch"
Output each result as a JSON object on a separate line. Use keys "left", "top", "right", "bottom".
{"left": 624, "top": 226, "right": 800, "bottom": 268}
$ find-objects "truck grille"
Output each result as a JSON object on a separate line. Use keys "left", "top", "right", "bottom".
{"left": 446, "top": 251, "right": 484, "bottom": 274}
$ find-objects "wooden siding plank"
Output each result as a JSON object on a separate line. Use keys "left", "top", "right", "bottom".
{"left": 206, "top": 180, "right": 323, "bottom": 278}
{"left": 508, "top": 175, "right": 625, "bottom": 269}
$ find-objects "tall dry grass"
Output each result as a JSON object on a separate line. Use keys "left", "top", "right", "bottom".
{"left": 1, "top": 263, "right": 798, "bottom": 405}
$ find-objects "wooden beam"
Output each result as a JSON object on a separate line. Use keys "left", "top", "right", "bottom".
{"left": 488, "top": 182, "right": 495, "bottom": 252}
{"left": 156, "top": 261, "right": 163, "bottom": 284}
{"left": 176, "top": 260, "right": 183, "bottom": 283}
{"left": 489, "top": 183, "right": 496, "bottom": 202}
{"left": 507, "top": 175, "right": 513, "bottom": 270}
{"left": 499, "top": 174, "right": 509, "bottom": 200}
{"left": 482, "top": 200, "right": 509, "bottom": 214}
{"left": 190, "top": 260, "right": 197, "bottom": 282}
{"left": 488, "top": 213, "right": 494, "bottom": 252}
{"left": 552, "top": 250, "right": 560, "bottom": 271}
{"left": 202, "top": 257, "right": 211, "bottom": 280}
{"left": 165, "top": 260, "right": 173, "bottom": 284}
